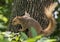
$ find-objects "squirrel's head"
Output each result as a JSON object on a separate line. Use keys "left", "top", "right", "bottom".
{"left": 12, "top": 16, "right": 23, "bottom": 25}
{"left": 12, "top": 11, "right": 30, "bottom": 26}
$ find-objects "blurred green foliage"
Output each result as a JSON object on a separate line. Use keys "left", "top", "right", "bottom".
{"left": 0, "top": 32, "right": 57, "bottom": 42}
{"left": 0, "top": 0, "right": 12, "bottom": 31}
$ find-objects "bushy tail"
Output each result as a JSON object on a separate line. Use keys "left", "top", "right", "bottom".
{"left": 43, "top": 17, "right": 56, "bottom": 36}
{"left": 42, "top": 2, "right": 58, "bottom": 36}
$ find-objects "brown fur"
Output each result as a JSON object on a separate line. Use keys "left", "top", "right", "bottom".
{"left": 12, "top": 12, "right": 42, "bottom": 34}
{"left": 12, "top": 12, "right": 43, "bottom": 37}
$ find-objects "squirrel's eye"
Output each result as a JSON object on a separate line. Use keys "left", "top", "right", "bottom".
{"left": 13, "top": 20, "right": 16, "bottom": 23}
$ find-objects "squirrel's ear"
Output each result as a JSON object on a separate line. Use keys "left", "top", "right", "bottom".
{"left": 24, "top": 11, "right": 30, "bottom": 17}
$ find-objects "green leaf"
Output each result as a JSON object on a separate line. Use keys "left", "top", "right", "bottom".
{"left": 0, "top": 14, "right": 8, "bottom": 23}
{"left": 2, "top": 16, "right": 8, "bottom": 23}
{"left": 5, "top": 0, "right": 9, "bottom": 4}
{"left": 20, "top": 32, "right": 28, "bottom": 40}
{"left": 0, "top": 23, "right": 6, "bottom": 28}
{"left": 30, "top": 27, "right": 37, "bottom": 37}
{"left": 0, "top": 7, "right": 3, "bottom": 9}
{"left": 46, "top": 39, "right": 57, "bottom": 42}
{"left": 26, "top": 35, "right": 43, "bottom": 42}
{"left": 0, "top": 35, "right": 4, "bottom": 40}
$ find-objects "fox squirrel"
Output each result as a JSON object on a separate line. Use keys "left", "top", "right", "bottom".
{"left": 12, "top": 12, "right": 43, "bottom": 36}
{"left": 12, "top": 2, "right": 57, "bottom": 36}
{"left": 9, "top": 0, "right": 58, "bottom": 37}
